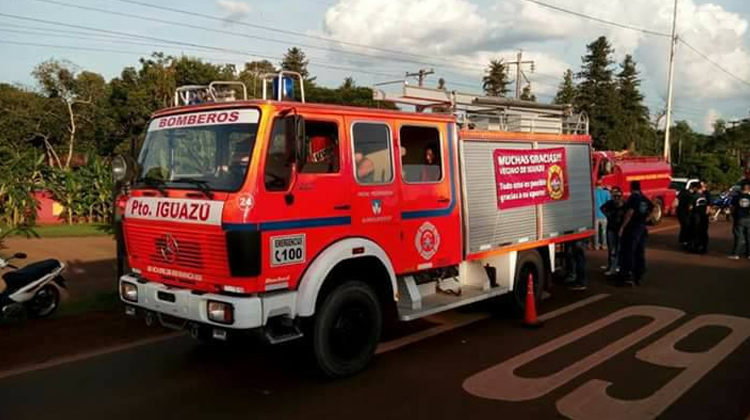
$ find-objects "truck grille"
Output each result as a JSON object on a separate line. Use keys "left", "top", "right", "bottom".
{"left": 124, "top": 222, "right": 230, "bottom": 278}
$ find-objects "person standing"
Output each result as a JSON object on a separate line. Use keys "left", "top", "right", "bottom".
{"left": 729, "top": 182, "right": 750, "bottom": 260}
{"left": 689, "top": 181, "right": 711, "bottom": 254}
{"left": 600, "top": 186, "right": 626, "bottom": 276}
{"left": 592, "top": 181, "right": 611, "bottom": 250}
{"left": 619, "top": 181, "right": 654, "bottom": 286}
{"left": 676, "top": 183, "right": 696, "bottom": 247}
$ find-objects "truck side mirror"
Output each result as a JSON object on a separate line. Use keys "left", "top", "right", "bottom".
{"left": 284, "top": 114, "right": 306, "bottom": 168}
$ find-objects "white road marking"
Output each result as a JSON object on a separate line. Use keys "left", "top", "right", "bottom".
{"left": 377, "top": 293, "right": 611, "bottom": 355}
{"left": 463, "top": 306, "right": 685, "bottom": 401}
{"left": 557, "top": 314, "right": 750, "bottom": 420}
{"left": 0, "top": 332, "right": 185, "bottom": 381}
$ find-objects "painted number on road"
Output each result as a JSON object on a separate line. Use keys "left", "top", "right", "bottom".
{"left": 271, "top": 234, "right": 306, "bottom": 267}
{"left": 463, "top": 306, "right": 750, "bottom": 420}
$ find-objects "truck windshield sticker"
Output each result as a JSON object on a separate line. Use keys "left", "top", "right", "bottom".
{"left": 493, "top": 148, "right": 569, "bottom": 210}
{"left": 271, "top": 234, "right": 306, "bottom": 267}
{"left": 125, "top": 197, "right": 224, "bottom": 226}
{"left": 149, "top": 109, "right": 260, "bottom": 132}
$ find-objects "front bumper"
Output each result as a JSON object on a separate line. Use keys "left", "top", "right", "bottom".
{"left": 119, "top": 274, "right": 297, "bottom": 330}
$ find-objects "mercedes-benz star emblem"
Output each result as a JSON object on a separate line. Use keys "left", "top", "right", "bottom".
{"left": 159, "top": 234, "right": 179, "bottom": 264}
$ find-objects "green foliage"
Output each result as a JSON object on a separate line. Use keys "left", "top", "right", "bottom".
{"left": 44, "top": 155, "right": 113, "bottom": 225}
{"left": 554, "top": 69, "right": 576, "bottom": 105}
{"left": 483, "top": 59, "right": 511, "bottom": 97}
{"left": 0, "top": 147, "right": 45, "bottom": 227}
{"left": 281, "top": 47, "right": 312, "bottom": 81}
{"left": 575, "top": 36, "right": 620, "bottom": 150}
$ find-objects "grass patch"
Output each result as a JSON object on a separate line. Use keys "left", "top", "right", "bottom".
{"left": 56, "top": 291, "right": 121, "bottom": 317}
{"left": 1, "top": 223, "right": 113, "bottom": 239}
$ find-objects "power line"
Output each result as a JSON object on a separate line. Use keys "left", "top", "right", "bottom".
{"left": 32, "top": 0, "right": 488, "bottom": 75}
{"left": 512, "top": 0, "right": 671, "bottom": 38}
{"left": 679, "top": 37, "right": 750, "bottom": 90}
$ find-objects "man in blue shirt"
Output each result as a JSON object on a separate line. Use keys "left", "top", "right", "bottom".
{"left": 618, "top": 181, "right": 654, "bottom": 285}
{"left": 593, "top": 181, "right": 611, "bottom": 250}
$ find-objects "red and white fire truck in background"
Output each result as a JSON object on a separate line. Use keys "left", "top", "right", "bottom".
{"left": 591, "top": 151, "right": 675, "bottom": 224}
{"left": 115, "top": 73, "right": 595, "bottom": 377}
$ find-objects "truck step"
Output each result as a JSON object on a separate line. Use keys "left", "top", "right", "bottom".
{"left": 264, "top": 320, "right": 304, "bottom": 345}
{"left": 397, "top": 285, "right": 509, "bottom": 321}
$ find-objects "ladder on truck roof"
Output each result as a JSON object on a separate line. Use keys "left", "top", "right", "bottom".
{"left": 372, "top": 81, "right": 589, "bottom": 135}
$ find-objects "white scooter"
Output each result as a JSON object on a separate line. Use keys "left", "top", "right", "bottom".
{"left": 0, "top": 252, "right": 67, "bottom": 321}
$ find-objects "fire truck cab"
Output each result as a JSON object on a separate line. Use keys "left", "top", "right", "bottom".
{"left": 117, "top": 74, "right": 595, "bottom": 377}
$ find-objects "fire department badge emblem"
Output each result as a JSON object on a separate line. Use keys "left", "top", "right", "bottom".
{"left": 415, "top": 221, "right": 440, "bottom": 260}
{"left": 371, "top": 199, "right": 382, "bottom": 215}
{"left": 547, "top": 164, "right": 565, "bottom": 200}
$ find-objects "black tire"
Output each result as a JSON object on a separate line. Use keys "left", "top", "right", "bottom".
{"left": 312, "top": 281, "right": 382, "bottom": 378}
{"left": 27, "top": 284, "right": 60, "bottom": 319}
{"left": 650, "top": 198, "right": 664, "bottom": 226}
{"left": 512, "top": 251, "right": 546, "bottom": 314}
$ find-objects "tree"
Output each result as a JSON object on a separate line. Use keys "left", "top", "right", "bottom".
{"left": 575, "top": 36, "right": 620, "bottom": 149}
{"left": 483, "top": 59, "right": 510, "bottom": 97}
{"left": 520, "top": 84, "right": 536, "bottom": 102}
{"left": 32, "top": 60, "right": 94, "bottom": 168}
{"left": 239, "top": 60, "right": 277, "bottom": 98}
{"left": 554, "top": 69, "right": 576, "bottom": 105}
{"left": 281, "top": 47, "right": 312, "bottom": 81}
{"left": 610, "top": 54, "right": 651, "bottom": 151}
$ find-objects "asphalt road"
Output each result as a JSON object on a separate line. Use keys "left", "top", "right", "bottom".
{"left": 2, "top": 219, "right": 749, "bottom": 420}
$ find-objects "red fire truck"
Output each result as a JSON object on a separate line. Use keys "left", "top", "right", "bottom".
{"left": 115, "top": 74, "right": 595, "bottom": 377}
{"left": 591, "top": 151, "right": 675, "bottom": 224}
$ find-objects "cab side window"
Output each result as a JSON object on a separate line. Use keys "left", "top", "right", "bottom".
{"left": 264, "top": 119, "right": 293, "bottom": 191}
{"left": 352, "top": 122, "right": 393, "bottom": 184}
{"left": 400, "top": 125, "right": 442, "bottom": 183}
{"left": 301, "top": 120, "right": 339, "bottom": 174}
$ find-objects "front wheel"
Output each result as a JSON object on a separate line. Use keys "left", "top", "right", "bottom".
{"left": 27, "top": 284, "right": 60, "bottom": 318}
{"left": 312, "top": 281, "right": 382, "bottom": 378}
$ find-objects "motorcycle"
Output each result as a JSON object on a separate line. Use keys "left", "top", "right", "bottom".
{"left": 710, "top": 188, "right": 738, "bottom": 222}
{"left": 0, "top": 252, "right": 67, "bottom": 321}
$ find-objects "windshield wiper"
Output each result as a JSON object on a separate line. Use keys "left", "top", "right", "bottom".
{"left": 171, "top": 178, "right": 214, "bottom": 199}
{"left": 137, "top": 177, "right": 168, "bottom": 197}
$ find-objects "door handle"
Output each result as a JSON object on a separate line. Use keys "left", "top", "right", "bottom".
{"left": 333, "top": 204, "right": 351, "bottom": 211}
{"left": 437, "top": 197, "right": 450, "bottom": 204}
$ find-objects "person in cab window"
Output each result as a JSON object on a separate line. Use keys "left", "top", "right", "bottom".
{"left": 355, "top": 152, "right": 375, "bottom": 182}
{"left": 306, "top": 135, "right": 338, "bottom": 173}
{"left": 420, "top": 144, "right": 440, "bottom": 182}
{"left": 729, "top": 181, "right": 750, "bottom": 260}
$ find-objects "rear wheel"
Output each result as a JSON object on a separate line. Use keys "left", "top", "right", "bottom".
{"left": 650, "top": 198, "right": 664, "bottom": 226}
{"left": 512, "top": 251, "right": 546, "bottom": 314}
{"left": 312, "top": 281, "right": 382, "bottom": 378}
{"left": 27, "top": 284, "right": 60, "bottom": 318}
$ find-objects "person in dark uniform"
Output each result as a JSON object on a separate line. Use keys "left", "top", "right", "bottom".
{"left": 729, "top": 182, "right": 750, "bottom": 260}
{"left": 689, "top": 181, "right": 711, "bottom": 254}
{"left": 676, "top": 183, "right": 697, "bottom": 247}
{"left": 618, "top": 181, "right": 654, "bottom": 285}
{"left": 600, "top": 186, "right": 626, "bottom": 276}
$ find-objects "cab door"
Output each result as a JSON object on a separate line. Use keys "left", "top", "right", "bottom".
{"left": 397, "top": 122, "right": 461, "bottom": 272}
{"left": 347, "top": 118, "right": 401, "bottom": 263}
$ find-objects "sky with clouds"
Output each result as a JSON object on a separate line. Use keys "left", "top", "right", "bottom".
{"left": 1, "top": 0, "right": 749, "bottom": 132}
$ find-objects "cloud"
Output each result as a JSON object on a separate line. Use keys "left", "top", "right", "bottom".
{"left": 321, "top": 0, "right": 750, "bottom": 104}
{"left": 704, "top": 108, "right": 721, "bottom": 133}
{"left": 216, "top": 0, "right": 251, "bottom": 23}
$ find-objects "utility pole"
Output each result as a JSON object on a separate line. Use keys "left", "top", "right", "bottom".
{"left": 663, "top": 0, "right": 679, "bottom": 163}
{"left": 406, "top": 68, "right": 434, "bottom": 87}
{"left": 506, "top": 50, "right": 535, "bottom": 99}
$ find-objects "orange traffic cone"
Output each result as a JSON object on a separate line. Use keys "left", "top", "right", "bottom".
{"left": 523, "top": 273, "right": 543, "bottom": 328}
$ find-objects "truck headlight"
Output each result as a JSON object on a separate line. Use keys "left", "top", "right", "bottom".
{"left": 207, "top": 301, "right": 234, "bottom": 324}
{"left": 120, "top": 282, "right": 138, "bottom": 302}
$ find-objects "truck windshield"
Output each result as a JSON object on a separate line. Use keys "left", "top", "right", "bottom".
{"left": 136, "top": 109, "right": 260, "bottom": 192}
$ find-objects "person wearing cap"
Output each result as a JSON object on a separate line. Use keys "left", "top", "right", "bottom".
{"left": 729, "top": 181, "right": 750, "bottom": 260}
{"left": 618, "top": 180, "right": 654, "bottom": 286}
